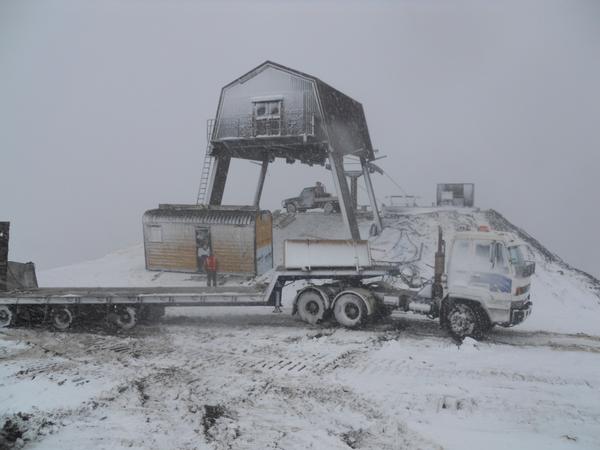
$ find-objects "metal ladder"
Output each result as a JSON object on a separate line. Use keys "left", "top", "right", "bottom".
{"left": 196, "top": 120, "right": 215, "bottom": 205}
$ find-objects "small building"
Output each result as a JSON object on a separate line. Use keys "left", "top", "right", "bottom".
{"left": 436, "top": 183, "right": 475, "bottom": 207}
{"left": 211, "top": 61, "right": 375, "bottom": 167}
{"left": 142, "top": 205, "right": 273, "bottom": 276}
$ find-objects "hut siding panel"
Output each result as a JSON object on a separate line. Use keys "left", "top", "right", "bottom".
{"left": 216, "top": 67, "right": 322, "bottom": 140}
{"left": 211, "top": 225, "right": 254, "bottom": 274}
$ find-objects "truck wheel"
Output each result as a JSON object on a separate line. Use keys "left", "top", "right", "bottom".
{"left": 323, "top": 202, "right": 335, "bottom": 215}
{"left": 0, "top": 306, "right": 14, "bottom": 328}
{"left": 296, "top": 290, "right": 326, "bottom": 325}
{"left": 333, "top": 293, "right": 367, "bottom": 328}
{"left": 51, "top": 307, "right": 74, "bottom": 331}
{"left": 286, "top": 203, "right": 297, "bottom": 214}
{"left": 114, "top": 306, "right": 137, "bottom": 330}
{"left": 446, "top": 302, "right": 483, "bottom": 339}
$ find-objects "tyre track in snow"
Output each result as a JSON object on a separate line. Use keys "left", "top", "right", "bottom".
{"left": 3, "top": 318, "right": 600, "bottom": 449}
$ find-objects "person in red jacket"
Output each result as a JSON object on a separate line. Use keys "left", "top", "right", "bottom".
{"left": 204, "top": 252, "right": 218, "bottom": 287}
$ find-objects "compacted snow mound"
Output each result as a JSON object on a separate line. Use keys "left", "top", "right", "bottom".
{"left": 368, "top": 208, "right": 600, "bottom": 335}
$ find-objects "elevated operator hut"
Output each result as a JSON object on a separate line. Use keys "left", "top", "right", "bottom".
{"left": 201, "top": 60, "right": 383, "bottom": 240}
{"left": 143, "top": 205, "right": 273, "bottom": 276}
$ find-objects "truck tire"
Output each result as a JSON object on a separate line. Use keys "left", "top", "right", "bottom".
{"left": 445, "top": 302, "right": 485, "bottom": 339}
{"left": 323, "top": 202, "right": 335, "bottom": 215}
{"left": 286, "top": 203, "right": 297, "bottom": 214}
{"left": 0, "top": 306, "right": 14, "bottom": 328}
{"left": 51, "top": 307, "right": 74, "bottom": 331}
{"left": 333, "top": 293, "right": 367, "bottom": 328}
{"left": 296, "top": 289, "right": 327, "bottom": 325}
{"left": 114, "top": 306, "right": 137, "bottom": 330}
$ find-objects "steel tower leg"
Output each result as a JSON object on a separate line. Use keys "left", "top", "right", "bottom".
{"left": 361, "top": 157, "right": 383, "bottom": 233}
{"left": 207, "top": 155, "right": 231, "bottom": 205}
{"left": 350, "top": 176, "right": 358, "bottom": 210}
{"left": 328, "top": 150, "right": 360, "bottom": 240}
{"left": 253, "top": 159, "right": 269, "bottom": 207}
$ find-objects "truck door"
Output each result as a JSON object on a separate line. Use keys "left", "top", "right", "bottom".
{"left": 471, "top": 240, "right": 512, "bottom": 294}
{"left": 300, "top": 188, "right": 315, "bottom": 208}
{"left": 447, "top": 238, "right": 471, "bottom": 288}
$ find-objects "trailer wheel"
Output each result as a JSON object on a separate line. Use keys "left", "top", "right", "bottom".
{"left": 296, "top": 290, "right": 326, "bottom": 325}
{"left": 286, "top": 203, "right": 297, "bottom": 214}
{"left": 446, "top": 302, "right": 484, "bottom": 339}
{"left": 323, "top": 202, "right": 335, "bottom": 215}
{"left": 114, "top": 306, "right": 137, "bottom": 330}
{"left": 0, "top": 306, "right": 14, "bottom": 328}
{"left": 333, "top": 293, "right": 367, "bottom": 328}
{"left": 140, "top": 305, "right": 165, "bottom": 324}
{"left": 51, "top": 307, "right": 74, "bottom": 331}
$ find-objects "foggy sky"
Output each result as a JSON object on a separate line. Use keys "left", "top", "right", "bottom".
{"left": 1, "top": 0, "right": 599, "bottom": 278}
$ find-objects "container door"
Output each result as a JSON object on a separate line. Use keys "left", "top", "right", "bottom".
{"left": 195, "top": 227, "right": 211, "bottom": 273}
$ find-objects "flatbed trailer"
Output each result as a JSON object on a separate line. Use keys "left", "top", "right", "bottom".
{"left": 0, "top": 267, "right": 392, "bottom": 331}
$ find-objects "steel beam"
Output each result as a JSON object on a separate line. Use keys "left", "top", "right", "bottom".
{"left": 328, "top": 150, "right": 360, "bottom": 240}
{"left": 350, "top": 176, "right": 358, "bottom": 210}
{"left": 361, "top": 157, "right": 383, "bottom": 233}
{"left": 253, "top": 159, "right": 269, "bottom": 207}
{"left": 207, "top": 155, "right": 231, "bottom": 205}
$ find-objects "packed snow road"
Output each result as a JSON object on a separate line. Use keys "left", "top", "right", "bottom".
{"left": 1, "top": 308, "right": 599, "bottom": 450}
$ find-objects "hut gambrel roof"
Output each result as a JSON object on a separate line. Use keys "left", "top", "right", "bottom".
{"left": 211, "top": 61, "right": 375, "bottom": 165}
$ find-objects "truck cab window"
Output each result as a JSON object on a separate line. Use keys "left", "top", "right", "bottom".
{"left": 493, "top": 242, "right": 509, "bottom": 273}
{"left": 474, "top": 241, "right": 492, "bottom": 270}
{"left": 508, "top": 246, "right": 525, "bottom": 265}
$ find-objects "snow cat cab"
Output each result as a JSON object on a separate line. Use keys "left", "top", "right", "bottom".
{"left": 443, "top": 229, "right": 535, "bottom": 337}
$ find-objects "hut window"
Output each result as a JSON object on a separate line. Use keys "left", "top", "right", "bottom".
{"left": 148, "top": 225, "right": 163, "bottom": 243}
{"left": 253, "top": 100, "right": 282, "bottom": 136}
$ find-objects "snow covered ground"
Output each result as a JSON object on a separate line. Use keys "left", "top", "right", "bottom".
{"left": 2, "top": 208, "right": 600, "bottom": 449}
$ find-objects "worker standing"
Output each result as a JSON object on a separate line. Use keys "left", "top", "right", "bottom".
{"left": 204, "top": 252, "right": 218, "bottom": 287}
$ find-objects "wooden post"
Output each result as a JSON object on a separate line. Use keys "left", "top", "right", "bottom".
{"left": 0, "top": 222, "right": 9, "bottom": 291}
{"left": 328, "top": 150, "right": 360, "bottom": 241}
{"left": 253, "top": 159, "right": 269, "bottom": 207}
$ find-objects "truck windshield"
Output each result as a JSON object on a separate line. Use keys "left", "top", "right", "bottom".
{"left": 507, "top": 246, "right": 525, "bottom": 265}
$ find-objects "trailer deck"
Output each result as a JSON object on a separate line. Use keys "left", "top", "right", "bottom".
{"left": 0, "top": 267, "right": 392, "bottom": 308}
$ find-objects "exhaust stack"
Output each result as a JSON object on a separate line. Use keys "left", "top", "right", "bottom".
{"left": 0, "top": 222, "right": 8, "bottom": 292}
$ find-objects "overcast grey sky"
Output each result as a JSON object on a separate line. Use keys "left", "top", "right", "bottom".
{"left": 1, "top": 0, "right": 599, "bottom": 277}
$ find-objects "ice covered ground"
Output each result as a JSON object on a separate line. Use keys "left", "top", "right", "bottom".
{"left": 2, "top": 208, "right": 600, "bottom": 449}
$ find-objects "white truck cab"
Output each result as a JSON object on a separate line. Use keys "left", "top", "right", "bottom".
{"left": 444, "top": 229, "right": 534, "bottom": 335}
